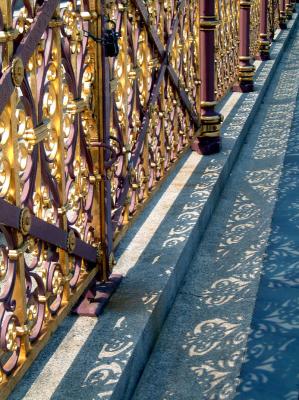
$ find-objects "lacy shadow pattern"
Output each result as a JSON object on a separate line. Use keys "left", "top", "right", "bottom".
{"left": 236, "top": 95, "right": 299, "bottom": 400}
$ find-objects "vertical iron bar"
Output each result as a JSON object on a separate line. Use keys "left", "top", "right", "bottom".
{"left": 291, "top": 0, "right": 296, "bottom": 12}
{"left": 258, "top": 0, "right": 270, "bottom": 60}
{"left": 90, "top": 0, "right": 107, "bottom": 281}
{"left": 234, "top": 0, "right": 255, "bottom": 92}
{"left": 279, "top": 0, "right": 287, "bottom": 28}
{"left": 52, "top": 5, "right": 70, "bottom": 303}
{"left": 191, "top": 0, "right": 222, "bottom": 155}
{"left": 286, "top": 0, "right": 294, "bottom": 18}
{"left": 101, "top": 0, "right": 113, "bottom": 279}
{"left": 0, "top": 0, "right": 30, "bottom": 364}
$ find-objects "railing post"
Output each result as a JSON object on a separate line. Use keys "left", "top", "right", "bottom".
{"left": 291, "top": 0, "right": 296, "bottom": 12}
{"left": 192, "top": 0, "right": 222, "bottom": 155}
{"left": 234, "top": 0, "right": 255, "bottom": 93}
{"left": 279, "top": 0, "right": 287, "bottom": 28}
{"left": 286, "top": 0, "right": 294, "bottom": 18}
{"left": 258, "top": 0, "right": 270, "bottom": 60}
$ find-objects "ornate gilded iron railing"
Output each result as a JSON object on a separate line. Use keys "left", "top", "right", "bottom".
{"left": 0, "top": 0, "right": 105, "bottom": 396}
{"left": 215, "top": 0, "right": 240, "bottom": 99}
{"left": 215, "top": 0, "right": 264, "bottom": 100}
{"left": 0, "top": 0, "right": 294, "bottom": 398}
{"left": 268, "top": 0, "right": 280, "bottom": 39}
{"left": 250, "top": 0, "right": 262, "bottom": 56}
{"left": 103, "top": 0, "right": 201, "bottom": 248}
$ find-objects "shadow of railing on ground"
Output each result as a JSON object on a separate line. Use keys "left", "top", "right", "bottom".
{"left": 235, "top": 95, "right": 299, "bottom": 400}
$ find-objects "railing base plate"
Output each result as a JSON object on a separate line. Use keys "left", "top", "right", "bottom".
{"left": 233, "top": 82, "right": 255, "bottom": 93}
{"left": 256, "top": 53, "right": 271, "bottom": 61}
{"left": 191, "top": 137, "right": 221, "bottom": 156}
{"left": 72, "top": 274, "right": 123, "bottom": 317}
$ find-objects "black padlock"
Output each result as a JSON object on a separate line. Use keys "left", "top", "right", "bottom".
{"left": 103, "top": 20, "right": 120, "bottom": 58}
{"left": 83, "top": 20, "right": 120, "bottom": 58}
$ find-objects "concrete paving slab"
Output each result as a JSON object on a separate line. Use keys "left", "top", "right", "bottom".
{"left": 132, "top": 293, "right": 253, "bottom": 400}
{"left": 236, "top": 333, "right": 299, "bottom": 399}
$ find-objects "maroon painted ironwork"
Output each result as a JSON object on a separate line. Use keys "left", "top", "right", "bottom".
{"left": 258, "top": 0, "right": 271, "bottom": 59}
{"left": 101, "top": 0, "right": 201, "bottom": 250}
{"left": 192, "top": 0, "right": 222, "bottom": 155}
{"left": 234, "top": 0, "right": 256, "bottom": 92}
{"left": 73, "top": 274, "right": 122, "bottom": 317}
{"left": 280, "top": 0, "right": 288, "bottom": 27}
{"left": 286, "top": 0, "right": 294, "bottom": 17}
